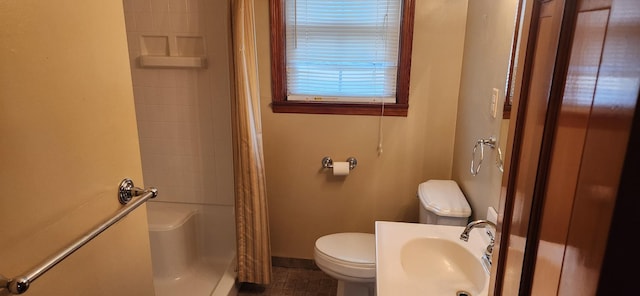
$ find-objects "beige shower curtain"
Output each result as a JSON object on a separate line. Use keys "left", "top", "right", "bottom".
{"left": 231, "top": 0, "right": 272, "bottom": 285}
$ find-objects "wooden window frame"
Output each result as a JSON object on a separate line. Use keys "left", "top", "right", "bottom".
{"left": 269, "top": 0, "right": 416, "bottom": 117}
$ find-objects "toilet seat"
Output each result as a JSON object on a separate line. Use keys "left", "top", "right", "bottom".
{"left": 314, "top": 232, "right": 376, "bottom": 282}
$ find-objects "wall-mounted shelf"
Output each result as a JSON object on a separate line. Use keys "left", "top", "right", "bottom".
{"left": 138, "top": 34, "right": 207, "bottom": 69}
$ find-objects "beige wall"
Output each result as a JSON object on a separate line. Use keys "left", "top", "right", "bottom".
{"left": 255, "top": 0, "right": 469, "bottom": 259}
{"left": 0, "top": 1, "right": 154, "bottom": 295}
{"left": 452, "top": 0, "right": 519, "bottom": 220}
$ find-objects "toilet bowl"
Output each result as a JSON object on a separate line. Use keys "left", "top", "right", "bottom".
{"left": 314, "top": 233, "right": 376, "bottom": 296}
{"left": 313, "top": 179, "right": 472, "bottom": 296}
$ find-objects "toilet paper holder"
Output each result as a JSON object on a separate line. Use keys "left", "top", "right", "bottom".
{"left": 322, "top": 156, "right": 357, "bottom": 170}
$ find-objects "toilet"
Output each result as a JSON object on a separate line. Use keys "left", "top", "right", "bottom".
{"left": 313, "top": 179, "right": 472, "bottom": 296}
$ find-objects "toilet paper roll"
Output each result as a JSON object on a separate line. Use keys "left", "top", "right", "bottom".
{"left": 333, "top": 162, "right": 350, "bottom": 176}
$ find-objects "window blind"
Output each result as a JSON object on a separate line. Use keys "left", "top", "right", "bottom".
{"left": 285, "top": 0, "right": 402, "bottom": 103}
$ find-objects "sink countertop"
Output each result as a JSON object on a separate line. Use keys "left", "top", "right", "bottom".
{"left": 375, "top": 221, "right": 491, "bottom": 296}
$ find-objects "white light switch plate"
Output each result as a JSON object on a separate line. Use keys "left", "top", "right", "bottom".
{"left": 491, "top": 88, "right": 499, "bottom": 118}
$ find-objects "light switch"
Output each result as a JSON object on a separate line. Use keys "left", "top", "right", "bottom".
{"left": 491, "top": 88, "right": 499, "bottom": 118}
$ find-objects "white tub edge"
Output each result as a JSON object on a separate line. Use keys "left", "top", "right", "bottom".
{"left": 211, "top": 254, "right": 238, "bottom": 296}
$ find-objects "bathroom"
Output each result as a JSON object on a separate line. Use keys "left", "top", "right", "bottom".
{"left": 120, "top": 0, "right": 515, "bottom": 293}
{"left": 1, "top": 0, "right": 638, "bottom": 296}
{"left": 127, "top": 0, "right": 512, "bottom": 290}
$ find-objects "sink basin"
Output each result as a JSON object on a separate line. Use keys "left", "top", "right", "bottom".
{"left": 401, "top": 238, "right": 486, "bottom": 293}
{"left": 376, "top": 221, "right": 490, "bottom": 296}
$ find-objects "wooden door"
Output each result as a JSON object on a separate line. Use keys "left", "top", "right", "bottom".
{"left": 533, "top": 0, "right": 640, "bottom": 294}
{"left": 0, "top": 1, "right": 155, "bottom": 295}
{"left": 496, "top": 0, "right": 640, "bottom": 294}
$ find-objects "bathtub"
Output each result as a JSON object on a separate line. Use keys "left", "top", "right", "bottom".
{"left": 146, "top": 202, "right": 237, "bottom": 296}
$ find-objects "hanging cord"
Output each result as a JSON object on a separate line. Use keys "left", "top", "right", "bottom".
{"left": 294, "top": 0, "right": 298, "bottom": 49}
{"left": 377, "top": 5, "right": 390, "bottom": 157}
{"left": 377, "top": 101, "right": 384, "bottom": 156}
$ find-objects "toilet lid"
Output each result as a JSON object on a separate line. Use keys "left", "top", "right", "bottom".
{"left": 418, "top": 180, "right": 471, "bottom": 217}
{"left": 315, "top": 233, "right": 375, "bottom": 265}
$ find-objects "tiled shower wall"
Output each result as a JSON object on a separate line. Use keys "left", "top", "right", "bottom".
{"left": 122, "top": 0, "right": 234, "bottom": 207}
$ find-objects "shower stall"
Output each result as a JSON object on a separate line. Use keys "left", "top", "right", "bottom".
{"left": 122, "top": 0, "right": 236, "bottom": 295}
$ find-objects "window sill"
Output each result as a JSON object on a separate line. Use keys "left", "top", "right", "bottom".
{"left": 270, "top": 101, "right": 409, "bottom": 116}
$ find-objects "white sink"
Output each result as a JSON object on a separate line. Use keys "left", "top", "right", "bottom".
{"left": 375, "top": 221, "right": 490, "bottom": 296}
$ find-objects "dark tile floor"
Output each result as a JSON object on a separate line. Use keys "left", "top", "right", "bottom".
{"left": 237, "top": 266, "right": 337, "bottom": 296}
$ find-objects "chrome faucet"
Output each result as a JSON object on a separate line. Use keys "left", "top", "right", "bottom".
{"left": 460, "top": 219, "right": 496, "bottom": 272}
{"left": 460, "top": 219, "right": 496, "bottom": 242}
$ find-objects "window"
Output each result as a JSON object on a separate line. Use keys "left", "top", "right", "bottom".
{"left": 269, "top": 0, "right": 415, "bottom": 116}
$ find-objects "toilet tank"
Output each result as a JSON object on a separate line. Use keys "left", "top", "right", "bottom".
{"left": 417, "top": 180, "right": 471, "bottom": 226}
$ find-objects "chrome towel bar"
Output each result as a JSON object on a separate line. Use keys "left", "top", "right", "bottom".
{"left": 0, "top": 178, "right": 157, "bottom": 295}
